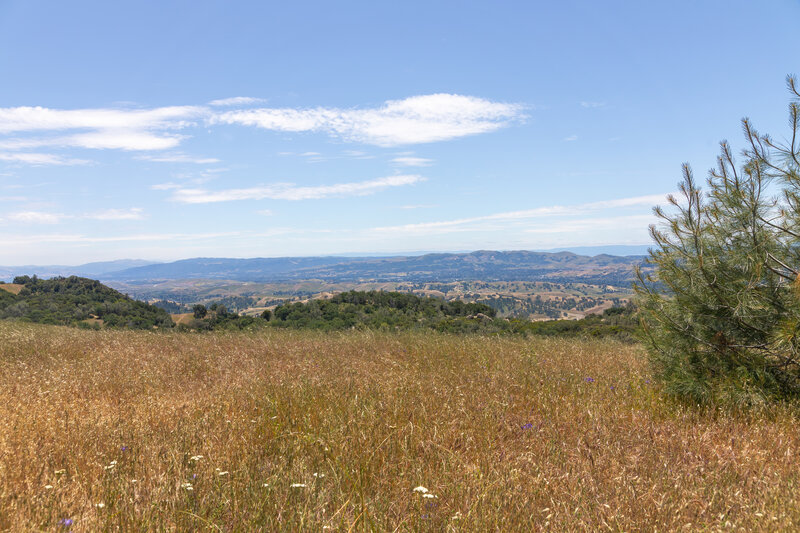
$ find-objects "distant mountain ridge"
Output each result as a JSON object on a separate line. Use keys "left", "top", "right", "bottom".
{"left": 98, "top": 250, "right": 645, "bottom": 286}
{"left": 2, "top": 250, "right": 648, "bottom": 286}
{"left": 0, "top": 259, "right": 159, "bottom": 281}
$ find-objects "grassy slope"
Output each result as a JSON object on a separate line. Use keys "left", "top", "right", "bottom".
{"left": 0, "top": 284, "right": 23, "bottom": 295}
{"left": 0, "top": 323, "right": 798, "bottom": 530}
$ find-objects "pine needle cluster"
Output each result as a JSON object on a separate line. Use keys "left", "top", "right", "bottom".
{"left": 636, "top": 76, "right": 800, "bottom": 407}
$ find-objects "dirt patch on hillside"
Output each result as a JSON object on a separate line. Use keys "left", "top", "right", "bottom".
{"left": 0, "top": 284, "right": 23, "bottom": 295}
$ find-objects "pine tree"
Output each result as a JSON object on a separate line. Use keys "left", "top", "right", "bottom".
{"left": 635, "top": 76, "right": 800, "bottom": 407}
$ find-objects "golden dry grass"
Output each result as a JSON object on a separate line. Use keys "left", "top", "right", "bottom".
{"left": 0, "top": 284, "right": 23, "bottom": 295}
{"left": 171, "top": 313, "right": 194, "bottom": 325}
{"left": 1, "top": 322, "right": 799, "bottom": 531}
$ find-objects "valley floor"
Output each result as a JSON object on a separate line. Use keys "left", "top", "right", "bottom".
{"left": 0, "top": 323, "right": 798, "bottom": 530}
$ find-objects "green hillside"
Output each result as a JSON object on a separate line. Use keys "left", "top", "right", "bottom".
{"left": 0, "top": 276, "right": 174, "bottom": 329}
{"left": 269, "top": 290, "right": 639, "bottom": 339}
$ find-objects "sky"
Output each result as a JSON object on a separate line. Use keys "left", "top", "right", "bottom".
{"left": 0, "top": 0, "right": 799, "bottom": 265}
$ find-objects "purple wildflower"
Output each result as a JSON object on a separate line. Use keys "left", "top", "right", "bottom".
{"left": 59, "top": 518, "right": 73, "bottom": 527}
{"left": 521, "top": 423, "right": 533, "bottom": 430}
{"left": 584, "top": 377, "right": 595, "bottom": 383}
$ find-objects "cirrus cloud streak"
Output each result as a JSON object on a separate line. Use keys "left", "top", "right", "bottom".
{"left": 169, "top": 174, "right": 425, "bottom": 204}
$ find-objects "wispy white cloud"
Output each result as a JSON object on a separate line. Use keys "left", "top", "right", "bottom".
{"left": 0, "top": 95, "right": 521, "bottom": 161}
{"left": 0, "top": 105, "right": 204, "bottom": 152}
{"left": 2, "top": 207, "right": 145, "bottom": 224}
{"left": 5, "top": 211, "right": 64, "bottom": 224}
{"left": 342, "top": 150, "right": 371, "bottom": 158}
{"left": 563, "top": 135, "right": 578, "bottom": 142}
{"left": 84, "top": 208, "right": 145, "bottom": 220}
{"left": 213, "top": 94, "right": 524, "bottom": 146}
{"left": 0, "top": 152, "right": 90, "bottom": 165}
{"left": 372, "top": 193, "right": 669, "bottom": 236}
{"left": 580, "top": 101, "right": 606, "bottom": 108}
{"left": 523, "top": 214, "right": 655, "bottom": 234}
{"left": 0, "top": 231, "right": 240, "bottom": 245}
{"left": 0, "top": 227, "right": 333, "bottom": 247}
{"left": 169, "top": 174, "right": 424, "bottom": 204}
{"left": 208, "top": 96, "right": 265, "bottom": 107}
{"left": 150, "top": 182, "right": 182, "bottom": 190}
{"left": 138, "top": 153, "right": 221, "bottom": 164}
{"left": 0, "top": 105, "right": 204, "bottom": 134}
{"left": 0, "top": 134, "right": 180, "bottom": 152}
{"left": 391, "top": 156, "right": 433, "bottom": 167}
{"left": 399, "top": 204, "right": 438, "bottom": 209}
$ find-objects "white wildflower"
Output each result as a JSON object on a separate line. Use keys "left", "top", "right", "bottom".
{"left": 95, "top": 503, "right": 105, "bottom": 509}
{"left": 189, "top": 455, "right": 203, "bottom": 462}
{"left": 413, "top": 486, "right": 429, "bottom": 494}
{"left": 218, "top": 471, "right": 229, "bottom": 476}
{"left": 44, "top": 485, "right": 53, "bottom": 489}
{"left": 181, "top": 482, "right": 194, "bottom": 491}
{"left": 422, "top": 493, "right": 437, "bottom": 499}
{"left": 290, "top": 483, "right": 306, "bottom": 488}
{"left": 313, "top": 472, "right": 325, "bottom": 478}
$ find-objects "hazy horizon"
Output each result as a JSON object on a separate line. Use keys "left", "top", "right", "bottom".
{"left": 1, "top": 1, "right": 798, "bottom": 264}
{"left": 0, "top": 245, "right": 654, "bottom": 270}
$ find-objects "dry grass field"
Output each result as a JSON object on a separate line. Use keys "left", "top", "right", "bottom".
{"left": 0, "top": 284, "right": 24, "bottom": 295}
{"left": 1, "top": 322, "right": 799, "bottom": 531}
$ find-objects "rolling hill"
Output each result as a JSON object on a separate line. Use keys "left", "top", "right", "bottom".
{"left": 99, "top": 250, "right": 645, "bottom": 285}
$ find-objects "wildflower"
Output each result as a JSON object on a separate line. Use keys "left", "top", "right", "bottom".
{"left": 313, "top": 472, "right": 325, "bottom": 478}
{"left": 218, "top": 471, "right": 229, "bottom": 476}
{"left": 121, "top": 446, "right": 129, "bottom": 452}
{"left": 131, "top": 479, "right": 137, "bottom": 484}
{"left": 58, "top": 518, "right": 73, "bottom": 527}
{"left": 521, "top": 423, "right": 533, "bottom": 430}
{"left": 181, "top": 482, "right": 194, "bottom": 491}
{"left": 412, "top": 486, "right": 429, "bottom": 494}
{"left": 45, "top": 485, "right": 53, "bottom": 490}
{"left": 262, "top": 482, "right": 269, "bottom": 487}
{"left": 584, "top": 377, "right": 595, "bottom": 383}
{"left": 452, "top": 511, "right": 463, "bottom": 520}
{"left": 422, "top": 493, "right": 437, "bottom": 499}
{"left": 104, "top": 460, "right": 117, "bottom": 471}
{"left": 189, "top": 455, "right": 203, "bottom": 462}
{"left": 94, "top": 503, "right": 105, "bottom": 509}
{"left": 290, "top": 483, "right": 306, "bottom": 488}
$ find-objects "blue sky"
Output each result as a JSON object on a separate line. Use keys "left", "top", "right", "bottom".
{"left": 0, "top": 0, "right": 798, "bottom": 264}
